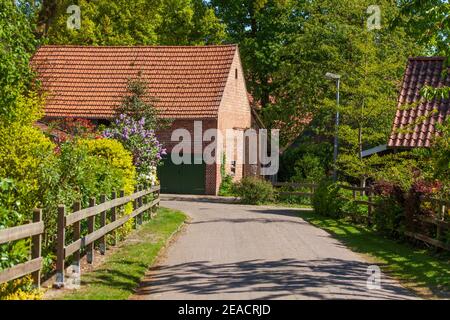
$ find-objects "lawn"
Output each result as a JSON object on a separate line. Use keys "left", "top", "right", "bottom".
{"left": 55, "top": 207, "right": 186, "bottom": 300}
{"left": 297, "top": 210, "right": 450, "bottom": 299}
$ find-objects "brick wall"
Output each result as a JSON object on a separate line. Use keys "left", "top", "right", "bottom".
{"left": 217, "top": 48, "right": 252, "bottom": 189}
{"left": 156, "top": 119, "right": 219, "bottom": 195}
{"left": 155, "top": 48, "right": 251, "bottom": 195}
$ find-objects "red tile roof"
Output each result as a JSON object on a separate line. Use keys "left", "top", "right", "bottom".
{"left": 31, "top": 45, "right": 238, "bottom": 119}
{"left": 389, "top": 57, "right": 449, "bottom": 148}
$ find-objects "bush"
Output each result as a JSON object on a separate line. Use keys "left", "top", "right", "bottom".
{"left": 103, "top": 115, "right": 166, "bottom": 185}
{"left": 0, "top": 123, "right": 58, "bottom": 218}
{"left": 311, "top": 179, "right": 345, "bottom": 218}
{"left": 80, "top": 138, "right": 136, "bottom": 194}
{"left": 0, "top": 276, "right": 42, "bottom": 300}
{"left": 219, "top": 174, "right": 234, "bottom": 196}
{"left": 218, "top": 154, "right": 235, "bottom": 196}
{"left": 232, "top": 177, "right": 274, "bottom": 204}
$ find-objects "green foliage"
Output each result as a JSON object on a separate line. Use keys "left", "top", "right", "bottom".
{"left": 397, "top": 0, "right": 449, "bottom": 56}
{"left": 293, "top": 154, "right": 325, "bottom": 183}
{"left": 0, "top": 123, "right": 58, "bottom": 218}
{"left": 430, "top": 119, "right": 450, "bottom": 190}
{"left": 218, "top": 154, "right": 234, "bottom": 196}
{"left": 232, "top": 176, "right": 274, "bottom": 204}
{"left": 116, "top": 77, "right": 167, "bottom": 130}
{"left": 44, "top": 0, "right": 225, "bottom": 46}
{"left": 0, "top": 276, "right": 42, "bottom": 300}
{"left": 311, "top": 179, "right": 344, "bottom": 218}
{"left": 0, "top": 0, "right": 38, "bottom": 123}
{"left": 373, "top": 196, "right": 405, "bottom": 236}
{"left": 279, "top": 140, "right": 332, "bottom": 182}
{"left": 80, "top": 138, "right": 136, "bottom": 195}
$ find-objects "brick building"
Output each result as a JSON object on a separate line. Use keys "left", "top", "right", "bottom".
{"left": 31, "top": 45, "right": 259, "bottom": 195}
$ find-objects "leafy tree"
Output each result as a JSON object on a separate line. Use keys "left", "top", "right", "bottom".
{"left": 211, "top": 0, "right": 297, "bottom": 116}
{"left": 273, "top": 0, "right": 422, "bottom": 184}
{"left": 116, "top": 76, "right": 170, "bottom": 130}
{"left": 40, "top": 0, "right": 225, "bottom": 45}
{"left": 396, "top": 0, "right": 449, "bottom": 98}
{"left": 0, "top": 0, "right": 39, "bottom": 123}
{"left": 396, "top": 0, "right": 449, "bottom": 56}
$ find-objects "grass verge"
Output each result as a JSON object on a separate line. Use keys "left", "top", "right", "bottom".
{"left": 297, "top": 210, "right": 450, "bottom": 299}
{"left": 56, "top": 207, "right": 186, "bottom": 300}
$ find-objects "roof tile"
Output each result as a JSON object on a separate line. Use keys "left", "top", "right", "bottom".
{"left": 389, "top": 57, "right": 449, "bottom": 148}
{"left": 31, "top": 45, "right": 237, "bottom": 119}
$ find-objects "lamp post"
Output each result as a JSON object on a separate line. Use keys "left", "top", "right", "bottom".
{"left": 325, "top": 72, "right": 341, "bottom": 182}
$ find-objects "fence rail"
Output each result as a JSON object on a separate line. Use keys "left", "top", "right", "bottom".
{"left": 55, "top": 184, "right": 160, "bottom": 287}
{"left": 273, "top": 181, "right": 450, "bottom": 251}
{"left": 272, "top": 182, "right": 317, "bottom": 198}
{"left": 0, "top": 209, "right": 43, "bottom": 287}
{"left": 405, "top": 196, "right": 449, "bottom": 251}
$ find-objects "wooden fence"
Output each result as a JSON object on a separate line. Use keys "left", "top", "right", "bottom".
{"left": 272, "top": 182, "right": 317, "bottom": 198}
{"left": 339, "top": 185, "right": 375, "bottom": 225}
{"left": 0, "top": 209, "right": 44, "bottom": 287}
{"left": 55, "top": 184, "right": 160, "bottom": 287}
{"left": 404, "top": 197, "right": 450, "bottom": 251}
{"left": 273, "top": 181, "right": 450, "bottom": 251}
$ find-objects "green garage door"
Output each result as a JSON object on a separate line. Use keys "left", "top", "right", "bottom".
{"left": 157, "top": 154, "right": 206, "bottom": 195}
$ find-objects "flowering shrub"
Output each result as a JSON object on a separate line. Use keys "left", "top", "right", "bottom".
{"left": 0, "top": 276, "right": 42, "bottom": 300}
{"left": 103, "top": 115, "right": 166, "bottom": 185}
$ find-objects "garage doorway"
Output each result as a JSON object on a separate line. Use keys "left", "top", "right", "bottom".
{"left": 157, "top": 154, "right": 206, "bottom": 195}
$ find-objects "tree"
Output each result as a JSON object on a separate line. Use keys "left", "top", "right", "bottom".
{"left": 396, "top": 0, "right": 449, "bottom": 56}
{"left": 0, "top": 0, "right": 39, "bottom": 123}
{"left": 396, "top": 1, "right": 449, "bottom": 99}
{"left": 116, "top": 76, "right": 170, "bottom": 130}
{"left": 39, "top": 0, "right": 226, "bottom": 45}
{"left": 273, "top": 1, "right": 423, "bottom": 184}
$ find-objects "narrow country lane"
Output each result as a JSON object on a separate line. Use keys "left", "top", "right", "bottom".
{"left": 133, "top": 197, "right": 417, "bottom": 300}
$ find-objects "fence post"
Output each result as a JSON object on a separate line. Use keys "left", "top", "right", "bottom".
{"left": 99, "top": 195, "right": 107, "bottom": 255}
{"left": 55, "top": 205, "right": 66, "bottom": 288}
{"left": 72, "top": 201, "right": 81, "bottom": 271}
{"left": 436, "top": 198, "right": 442, "bottom": 241}
{"left": 31, "top": 209, "right": 42, "bottom": 288}
{"left": 367, "top": 188, "right": 373, "bottom": 227}
{"left": 133, "top": 187, "right": 138, "bottom": 229}
{"left": 87, "top": 198, "right": 96, "bottom": 264}
{"left": 138, "top": 185, "right": 144, "bottom": 225}
{"left": 110, "top": 191, "right": 117, "bottom": 246}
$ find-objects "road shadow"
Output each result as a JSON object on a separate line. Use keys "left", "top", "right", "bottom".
{"left": 134, "top": 258, "right": 417, "bottom": 300}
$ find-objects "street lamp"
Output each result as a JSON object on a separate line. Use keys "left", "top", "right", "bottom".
{"left": 325, "top": 72, "right": 341, "bottom": 182}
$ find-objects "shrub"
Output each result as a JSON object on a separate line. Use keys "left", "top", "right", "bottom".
{"left": 232, "top": 177, "right": 274, "bottom": 204}
{"left": 372, "top": 180, "right": 406, "bottom": 236}
{"left": 311, "top": 179, "right": 345, "bottom": 218}
{"left": 0, "top": 276, "right": 42, "bottom": 300}
{"left": 80, "top": 138, "right": 136, "bottom": 195}
{"left": 293, "top": 154, "right": 325, "bottom": 182}
{"left": 0, "top": 123, "right": 58, "bottom": 220}
{"left": 219, "top": 174, "right": 234, "bottom": 196}
{"left": 103, "top": 115, "right": 166, "bottom": 185}
{"left": 218, "top": 154, "right": 235, "bottom": 196}
{"left": 55, "top": 138, "right": 137, "bottom": 241}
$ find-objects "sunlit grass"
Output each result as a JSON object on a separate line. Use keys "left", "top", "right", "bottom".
{"left": 56, "top": 207, "right": 186, "bottom": 300}
{"left": 298, "top": 210, "right": 450, "bottom": 299}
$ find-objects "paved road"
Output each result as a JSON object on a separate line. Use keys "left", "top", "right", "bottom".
{"left": 133, "top": 197, "right": 417, "bottom": 300}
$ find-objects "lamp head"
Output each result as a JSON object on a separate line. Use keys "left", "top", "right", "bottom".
{"left": 325, "top": 72, "right": 341, "bottom": 80}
